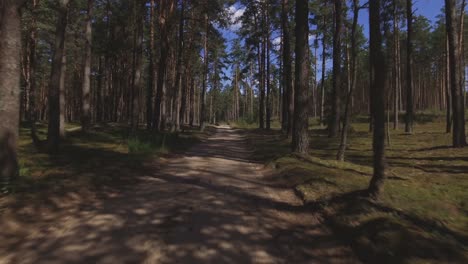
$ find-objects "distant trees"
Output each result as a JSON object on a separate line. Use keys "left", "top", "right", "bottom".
{"left": 2, "top": 0, "right": 468, "bottom": 193}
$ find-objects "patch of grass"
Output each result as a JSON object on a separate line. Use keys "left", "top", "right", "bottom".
{"left": 10, "top": 123, "right": 200, "bottom": 195}
{"left": 243, "top": 120, "right": 468, "bottom": 263}
{"left": 231, "top": 118, "right": 282, "bottom": 130}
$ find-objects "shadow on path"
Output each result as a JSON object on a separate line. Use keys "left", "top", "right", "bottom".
{"left": 0, "top": 126, "right": 358, "bottom": 264}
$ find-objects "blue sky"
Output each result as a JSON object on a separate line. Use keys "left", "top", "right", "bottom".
{"left": 221, "top": 0, "right": 447, "bottom": 87}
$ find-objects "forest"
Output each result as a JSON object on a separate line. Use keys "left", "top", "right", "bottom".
{"left": 0, "top": 0, "right": 467, "bottom": 263}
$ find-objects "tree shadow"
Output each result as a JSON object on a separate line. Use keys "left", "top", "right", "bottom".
{"left": 2, "top": 126, "right": 358, "bottom": 263}
{"left": 304, "top": 191, "right": 468, "bottom": 263}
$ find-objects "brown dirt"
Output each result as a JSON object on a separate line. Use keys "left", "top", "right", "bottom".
{"left": 0, "top": 126, "right": 358, "bottom": 263}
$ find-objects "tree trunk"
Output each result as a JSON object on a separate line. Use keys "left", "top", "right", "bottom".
{"left": 59, "top": 49, "right": 67, "bottom": 138}
{"left": 337, "top": 0, "right": 359, "bottom": 161}
{"left": 154, "top": 0, "right": 174, "bottom": 131}
{"left": 446, "top": 34, "right": 452, "bottom": 133}
{"left": 292, "top": 0, "right": 309, "bottom": 154}
{"left": 147, "top": 0, "right": 155, "bottom": 129}
{"left": 172, "top": 0, "right": 184, "bottom": 132}
{"left": 266, "top": 3, "right": 271, "bottom": 130}
{"left": 329, "top": 0, "right": 342, "bottom": 138}
{"left": 281, "top": 0, "right": 293, "bottom": 136}
{"left": 446, "top": 0, "right": 467, "bottom": 147}
{"left": 47, "top": 0, "right": 70, "bottom": 154}
{"left": 189, "top": 77, "right": 195, "bottom": 126}
{"left": 131, "top": 0, "right": 144, "bottom": 134}
{"left": 320, "top": 25, "right": 326, "bottom": 127}
{"left": 368, "top": 0, "right": 387, "bottom": 199}
{"left": 200, "top": 12, "right": 208, "bottom": 131}
{"left": 0, "top": 1, "right": 26, "bottom": 191}
{"left": 405, "top": 0, "right": 414, "bottom": 134}
{"left": 81, "top": 0, "right": 93, "bottom": 132}
{"left": 393, "top": 1, "right": 400, "bottom": 130}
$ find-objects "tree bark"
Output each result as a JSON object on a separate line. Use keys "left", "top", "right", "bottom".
{"left": 154, "top": 0, "right": 174, "bottom": 131}
{"left": 393, "top": 1, "right": 400, "bottom": 130}
{"left": 81, "top": 0, "right": 93, "bottom": 132}
{"left": 147, "top": 0, "right": 155, "bottom": 129}
{"left": 47, "top": 0, "right": 70, "bottom": 154}
{"left": 329, "top": 0, "right": 342, "bottom": 138}
{"left": 0, "top": 0, "right": 26, "bottom": 191}
{"left": 445, "top": 0, "right": 467, "bottom": 147}
{"left": 200, "top": 12, "right": 208, "bottom": 131}
{"left": 281, "top": 0, "right": 293, "bottom": 136}
{"left": 130, "top": 0, "right": 144, "bottom": 134}
{"left": 320, "top": 23, "right": 326, "bottom": 127}
{"left": 405, "top": 0, "right": 414, "bottom": 133}
{"left": 189, "top": 77, "right": 195, "bottom": 126}
{"left": 292, "top": 0, "right": 309, "bottom": 154}
{"left": 59, "top": 49, "right": 66, "bottom": 138}
{"left": 368, "top": 0, "right": 387, "bottom": 199}
{"left": 266, "top": 2, "right": 271, "bottom": 130}
{"left": 172, "top": 0, "right": 184, "bottom": 132}
{"left": 446, "top": 34, "right": 452, "bottom": 133}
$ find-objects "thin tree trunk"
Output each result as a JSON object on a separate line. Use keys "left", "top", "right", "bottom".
{"left": 281, "top": 0, "right": 293, "bottom": 136}
{"left": 172, "top": 0, "right": 184, "bottom": 131}
{"left": 337, "top": 0, "right": 359, "bottom": 161}
{"left": 147, "top": 0, "right": 155, "bottom": 129}
{"left": 405, "top": 0, "right": 414, "bottom": 133}
{"left": 393, "top": 1, "right": 400, "bottom": 130}
{"left": 59, "top": 49, "right": 66, "bottom": 138}
{"left": 320, "top": 27, "right": 326, "bottom": 127}
{"left": 266, "top": 5, "right": 271, "bottom": 130}
{"left": 200, "top": 12, "right": 208, "bottom": 131}
{"left": 131, "top": 1, "right": 144, "bottom": 134}
{"left": 446, "top": 34, "right": 452, "bottom": 133}
{"left": 81, "top": 0, "right": 93, "bottom": 132}
{"left": 189, "top": 77, "right": 195, "bottom": 126}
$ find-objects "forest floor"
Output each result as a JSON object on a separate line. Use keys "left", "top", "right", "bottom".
{"left": 0, "top": 125, "right": 358, "bottom": 263}
{"left": 236, "top": 117, "right": 468, "bottom": 263}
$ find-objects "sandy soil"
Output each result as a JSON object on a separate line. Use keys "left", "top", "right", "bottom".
{"left": 0, "top": 126, "right": 358, "bottom": 264}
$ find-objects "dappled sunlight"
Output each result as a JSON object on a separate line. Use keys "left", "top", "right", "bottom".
{"left": 0, "top": 127, "right": 356, "bottom": 263}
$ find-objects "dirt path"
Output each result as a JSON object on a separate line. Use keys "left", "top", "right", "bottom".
{"left": 0, "top": 126, "right": 358, "bottom": 264}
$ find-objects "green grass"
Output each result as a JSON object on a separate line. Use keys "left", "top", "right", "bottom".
{"left": 243, "top": 115, "right": 468, "bottom": 263}
{"left": 13, "top": 123, "right": 201, "bottom": 194}
{"left": 231, "top": 118, "right": 282, "bottom": 130}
